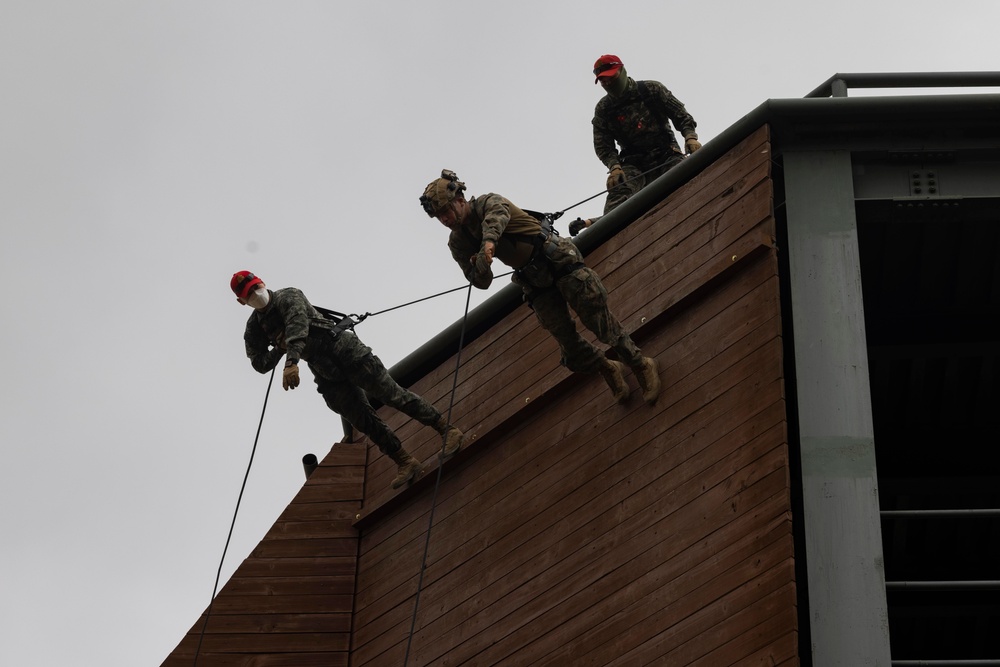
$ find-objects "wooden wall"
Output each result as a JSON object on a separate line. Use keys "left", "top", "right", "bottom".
{"left": 160, "top": 125, "right": 796, "bottom": 666}
{"left": 352, "top": 125, "right": 799, "bottom": 666}
{"left": 161, "top": 443, "right": 366, "bottom": 666}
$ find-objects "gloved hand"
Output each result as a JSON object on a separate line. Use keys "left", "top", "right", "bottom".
{"left": 468, "top": 251, "right": 494, "bottom": 288}
{"left": 282, "top": 363, "right": 300, "bottom": 390}
{"left": 685, "top": 137, "right": 702, "bottom": 154}
{"left": 274, "top": 331, "right": 287, "bottom": 350}
{"left": 606, "top": 165, "right": 625, "bottom": 190}
{"left": 473, "top": 251, "right": 492, "bottom": 278}
{"left": 569, "top": 218, "right": 589, "bottom": 237}
{"left": 482, "top": 240, "right": 495, "bottom": 264}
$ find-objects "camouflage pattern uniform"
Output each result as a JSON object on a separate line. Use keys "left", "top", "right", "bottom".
{"left": 243, "top": 287, "right": 443, "bottom": 456}
{"left": 447, "top": 193, "right": 643, "bottom": 374}
{"left": 593, "top": 77, "right": 698, "bottom": 214}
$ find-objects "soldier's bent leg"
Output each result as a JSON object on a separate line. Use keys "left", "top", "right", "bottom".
{"left": 333, "top": 333, "right": 442, "bottom": 427}
{"left": 314, "top": 375, "right": 403, "bottom": 457}
{"left": 529, "top": 285, "right": 604, "bottom": 374}
{"left": 558, "top": 266, "right": 644, "bottom": 367}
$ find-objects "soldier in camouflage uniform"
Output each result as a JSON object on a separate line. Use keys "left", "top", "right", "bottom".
{"left": 230, "top": 271, "right": 463, "bottom": 489}
{"left": 570, "top": 54, "right": 701, "bottom": 237}
{"left": 420, "top": 171, "right": 661, "bottom": 405}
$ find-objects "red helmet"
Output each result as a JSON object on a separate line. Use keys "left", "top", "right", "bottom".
{"left": 231, "top": 270, "right": 263, "bottom": 299}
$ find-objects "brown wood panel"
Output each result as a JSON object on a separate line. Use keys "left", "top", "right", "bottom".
{"left": 171, "top": 631, "right": 349, "bottom": 653}
{"left": 264, "top": 519, "right": 358, "bottom": 539}
{"left": 250, "top": 538, "right": 357, "bottom": 559}
{"left": 405, "top": 445, "right": 791, "bottom": 667}
{"left": 163, "top": 652, "right": 348, "bottom": 667}
{"left": 523, "top": 496, "right": 792, "bottom": 665}
{"left": 182, "top": 612, "right": 351, "bottom": 634}
{"left": 350, "top": 266, "right": 780, "bottom": 652}
{"left": 221, "top": 575, "right": 355, "bottom": 596}
{"left": 354, "top": 344, "right": 788, "bottom": 664}
{"left": 589, "top": 128, "right": 771, "bottom": 287}
{"left": 160, "top": 444, "right": 362, "bottom": 666}
{"left": 476, "top": 513, "right": 794, "bottom": 667}
{"left": 205, "top": 593, "right": 353, "bottom": 615}
{"left": 354, "top": 257, "right": 781, "bottom": 608}
{"left": 353, "top": 308, "right": 782, "bottom": 639}
{"left": 410, "top": 456, "right": 787, "bottom": 664}
{"left": 233, "top": 556, "right": 356, "bottom": 578}
{"left": 354, "top": 128, "right": 796, "bottom": 666}
{"left": 606, "top": 561, "right": 795, "bottom": 666}
{"left": 277, "top": 502, "right": 361, "bottom": 523}
{"left": 356, "top": 231, "right": 775, "bottom": 529}
{"left": 598, "top": 155, "right": 772, "bottom": 302}
{"left": 358, "top": 130, "right": 773, "bottom": 512}
{"left": 689, "top": 593, "right": 799, "bottom": 667}
{"left": 624, "top": 561, "right": 795, "bottom": 667}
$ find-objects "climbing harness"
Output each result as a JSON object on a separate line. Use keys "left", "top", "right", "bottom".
{"left": 312, "top": 307, "right": 367, "bottom": 338}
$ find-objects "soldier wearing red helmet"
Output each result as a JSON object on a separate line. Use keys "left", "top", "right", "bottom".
{"left": 231, "top": 271, "right": 463, "bottom": 489}
{"left": 571, "top": 54, "right": 701, "bottom": 236}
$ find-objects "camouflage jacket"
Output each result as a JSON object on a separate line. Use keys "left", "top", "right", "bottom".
{"left": 592, "top": 77, "right": 698, "bottom": 169}
{"left": 243, "top": 287, "right": 322, "bottom": 372}
{"left": 448, "top": 194, "right": 543, "bottom": 289}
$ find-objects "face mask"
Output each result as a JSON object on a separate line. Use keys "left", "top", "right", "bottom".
{"left": 605, "top": 70, "right": 628, "bottom": 97}
{"left": 247, "top": 288, "right": 270, "bottom": 309}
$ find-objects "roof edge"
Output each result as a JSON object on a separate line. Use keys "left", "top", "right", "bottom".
{"left": 389, "top": 91, "right": 1000, "bottom": 386}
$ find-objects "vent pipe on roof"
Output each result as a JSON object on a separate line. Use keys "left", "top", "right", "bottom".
{"left": 302, "top": 453, "right": 318, "bottom": 480}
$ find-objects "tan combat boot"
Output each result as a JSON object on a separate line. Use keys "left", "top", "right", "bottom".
{"left": 632, "top": 356, "right": 661, "bottom": 405}
{"left": 389, "top": 449, "right": 423, "bottom": 489}
{"left": 598, "top": 358, "right": 630, "bottom": 404}
{"left": 435, "top": 417, "right": 464, "bottom": 461}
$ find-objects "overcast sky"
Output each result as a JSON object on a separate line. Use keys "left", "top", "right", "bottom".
{"left": 1, "top": 1, "right": 996, "bottom": 664}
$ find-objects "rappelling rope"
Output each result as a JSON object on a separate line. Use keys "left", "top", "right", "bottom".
{"left": 326, "top": 271, "right": 513, "bottom": 326}
{"left": 552, "top": 156, "right": 684, "bottom": 221}
{"left": 192, "top": 366, "right": 276, "bottom": 666}
{"left": 402, "top": 281, "right": 475, "bottom": 667}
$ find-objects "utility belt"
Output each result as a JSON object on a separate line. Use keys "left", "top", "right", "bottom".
{"left": 512, "top": 232, "right": 585, "bottom": 290}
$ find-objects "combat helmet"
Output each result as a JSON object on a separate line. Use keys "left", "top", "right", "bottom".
{"left": 420, "top": 169, "right": 466, "bottom": 217}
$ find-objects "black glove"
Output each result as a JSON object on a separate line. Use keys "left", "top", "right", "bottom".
{"left": 569, "top": 218, "right": 589, "bottom": 237}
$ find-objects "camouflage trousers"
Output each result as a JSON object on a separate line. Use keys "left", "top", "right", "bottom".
{"left": 513, "top": 235, "right": 643, "bottom": 374}
{"left": 306, "top": 331, "right": 441, "bottom": 456}
{"left": 604, "top": 150, "right": 684, "bottom": 214}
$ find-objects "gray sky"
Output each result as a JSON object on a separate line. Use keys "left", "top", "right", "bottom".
{"left": 1, "top": 1, "right": 995, "bottom": 664}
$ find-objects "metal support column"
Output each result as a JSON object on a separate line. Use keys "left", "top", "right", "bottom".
{"left": 784, "top": 150, "right": 891, "bottom": 666}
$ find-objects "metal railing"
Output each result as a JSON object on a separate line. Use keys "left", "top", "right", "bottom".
{"left": 882, "top": 508, "right": 1000, "bottom": 666}
{"left": 806, "top": 71, "right": 1000, "bottom": 98}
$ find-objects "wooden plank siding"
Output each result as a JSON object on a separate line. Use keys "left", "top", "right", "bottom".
{"left": 160, "top": 442, "right": 366, "bottom": 667}
{"left": 160, "top": 124, "right": 799, "bottom": 666}
{"left": 350, "top": 126, "right": 798, "bottom": 665}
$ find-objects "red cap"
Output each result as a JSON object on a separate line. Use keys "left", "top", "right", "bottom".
{"left": 593, "top": 54, "right": 623, "bottom": 84}
{"left": 231, "top": 270, "right": 263, "bottom": 299}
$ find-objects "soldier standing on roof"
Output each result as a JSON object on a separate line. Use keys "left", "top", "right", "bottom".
{"left": 230, "top": 271, "right": 463, "bottom": 489}
{"left": 420, "top": 171, "right": 662, "bottom": 406}
{"left": 570, "top": 54, "right": 702, "bottom": 237}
